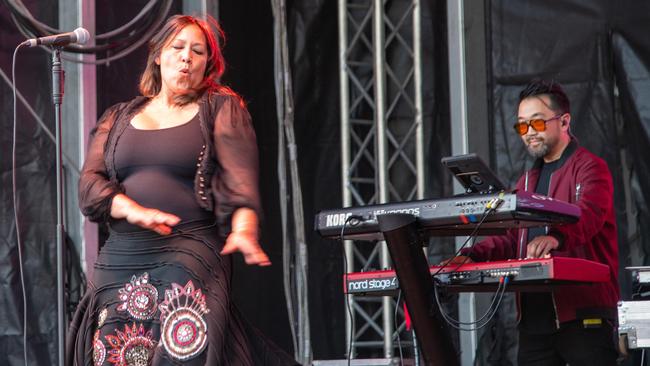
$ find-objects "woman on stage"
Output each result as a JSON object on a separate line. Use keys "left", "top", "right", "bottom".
{"left": 67, "top": 14, "right": 296, "bottom": 365}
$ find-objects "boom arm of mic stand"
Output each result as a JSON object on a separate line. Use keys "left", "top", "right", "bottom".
{"left": 377, "top": 213, "right": 459, "bottom": 366}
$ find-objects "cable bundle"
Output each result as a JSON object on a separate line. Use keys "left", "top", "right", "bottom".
{"left": 433, "top": 274, "right": 510, "bottom": 331}
{"left": 2, "top": 0, "right": 173, "bottom": 64}
{"left": 430, "top": 197, "right": 510, "bottom": 331}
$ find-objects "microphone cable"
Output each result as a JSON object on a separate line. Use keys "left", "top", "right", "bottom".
{"left": 641, "top": 349, "right": 645, "bottom": 366}
{"left": 12, "top": 42, "right": 29, "bottom": 366}
{"left": 0, "top": 65, "right": 80, "bottom": 176}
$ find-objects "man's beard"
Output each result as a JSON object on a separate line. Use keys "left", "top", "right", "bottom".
{"left": 525, "top": 137, "right": 553, "bottom": 159}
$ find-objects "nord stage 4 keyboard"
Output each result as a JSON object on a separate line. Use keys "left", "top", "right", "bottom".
{"left": 344, "top": 257, "right": 610, "bottom": 295}
{"left": 315, "top": 190, "right": 580, "bottom": 241}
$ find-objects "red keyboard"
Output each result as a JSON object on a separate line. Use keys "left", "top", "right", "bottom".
{"left": 344, "top": 257, "right": 610, "bottom": 295}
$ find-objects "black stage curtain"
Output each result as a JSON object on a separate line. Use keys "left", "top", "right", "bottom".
{"left": 0, "top": 1, "right": 61, "bottom": 364}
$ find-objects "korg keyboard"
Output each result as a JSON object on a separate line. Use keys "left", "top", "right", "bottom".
{"left": 315, "top": 190, "right": 580, "bottom": 241}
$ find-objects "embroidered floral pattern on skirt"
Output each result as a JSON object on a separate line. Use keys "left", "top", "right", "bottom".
{"left": 105, "top": 323, "right": 156, "bottom": 365}
{"left": 159, "top": 280, "right": 210, "bottom": 361}
{"left": 116, "top": 272, "right": 159, "bottom": 320}
{"left": 67, "top": 221, "right": 297, "bottom": 365}
{"left": 93, "top": 330, "right": 106, "bottom": 366}
{"left": 98, "top": 308, "right": 108, "bottom": 328}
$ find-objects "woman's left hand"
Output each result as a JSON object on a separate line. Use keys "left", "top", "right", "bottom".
{"left": 221, "top": 231, "right": 271, "bottom": 266}
{"left": 221, "top": 208, "right": 271, "bottom": 266}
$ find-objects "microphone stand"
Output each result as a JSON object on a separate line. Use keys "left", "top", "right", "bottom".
{"left": 51, "top": 46, "right": 66, "bottom": 366}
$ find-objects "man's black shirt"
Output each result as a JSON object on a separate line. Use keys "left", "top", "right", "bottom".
{"left": 519, "top": 158, "right": 562, "bottom": 334}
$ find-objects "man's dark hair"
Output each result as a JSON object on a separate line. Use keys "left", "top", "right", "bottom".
{"left": 518, "top": 79, "right": 570, "bottom": 114}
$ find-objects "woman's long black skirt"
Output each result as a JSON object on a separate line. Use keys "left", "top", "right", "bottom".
{"left": 66, "top": 220, "right": 296, "bottom": 366}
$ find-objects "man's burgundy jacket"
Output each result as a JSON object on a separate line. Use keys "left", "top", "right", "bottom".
{"left": 461, "top": 140, "right": 619, "bottom": 323}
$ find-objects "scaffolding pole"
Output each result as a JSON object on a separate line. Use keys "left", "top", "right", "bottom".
{"left": 339, "top": 0, "right": 424, "bottom": 358}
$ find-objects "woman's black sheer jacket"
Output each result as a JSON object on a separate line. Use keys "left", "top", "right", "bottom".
{"left": 78, "top": 92, "right": 262, "bottom": 237}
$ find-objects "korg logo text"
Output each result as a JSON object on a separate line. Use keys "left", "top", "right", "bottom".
{"left": 325, "top": 213, "right": 352, "bottom": 227}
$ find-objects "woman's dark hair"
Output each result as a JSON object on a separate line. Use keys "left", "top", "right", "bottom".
{"left": 139, "top": 14, "right": 241, "bottom": 105}
{"left": 518, "top": 79, "right": 570, "bottom": 114}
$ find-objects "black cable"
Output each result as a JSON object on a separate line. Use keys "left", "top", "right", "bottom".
{"left": 435, "top": 276, "right": 503, "bottom": 326}
{"left": 434, "top": 275, "right": 504, "bottom": 326}
{"left": 57, "top": 1, "right": 173, "bottom": 66}
{"left": 12, "top": 42, "right": 29, "bottom": 366}
{"left": 434, "top": 276, "right": 509, "bottom": 331}
{"left": 426, "top": 200, "right": 509, "bottom": 331}
{"left": 5, "top": 0, "right": 161, "bottom": 45}
{"left": 6, "top": 0, "right": 157, "bottom": 40}
{"left": 430, "top": 205, "right": 500, "bottom": 279}
{"left": 337, "top": 200, "right": 502, "bottom": 359}
{"left": 394, "top": 290, "right": 405, "bottom": 365}
{"left": 340, "top": 215, "right": 363, "bottom": 366}
{"left": 5, "top": 0, "right": 56, "bottom": 33}
{"left": 4, "top": 0, "right": 173, "bottom": 63}
{"left": 0, "top": 64, "right": 80, "bottom": 175}
{"left": 32, "top": 3, "right": 170, "bottom": 62}
{"left": 94, "top": 0, "right": 160, "bottom": 40}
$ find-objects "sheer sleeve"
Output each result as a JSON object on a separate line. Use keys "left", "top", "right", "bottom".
{"left": 78, "top": 105, "right": 123, "bottom": 223}
{"left": 211, "top": 96, "right": 262, "bottom": 234}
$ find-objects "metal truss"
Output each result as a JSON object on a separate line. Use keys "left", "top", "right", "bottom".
{"left": 338, "top": 0, "right": 423, "bottom": 358}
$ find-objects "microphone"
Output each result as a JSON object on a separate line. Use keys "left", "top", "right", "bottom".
{"left": 21, "top": 27, "right": 91, "bottom": 48}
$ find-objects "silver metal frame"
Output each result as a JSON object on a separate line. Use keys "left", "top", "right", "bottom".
{"left": 59, "top": 1, "right": 97, "bottom": 363}
{"left": 447, "top": 1, "right": 477, "bottom": 364}
{"left": 339, "top": 0, "right": 423, "bottom": 358}
{"left": 182, "top": 0, "right": 219, "bottom": 19}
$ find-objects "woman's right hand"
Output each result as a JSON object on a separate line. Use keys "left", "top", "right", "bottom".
{"left": 110, "top": 194, "right": 180, "bottom": 235}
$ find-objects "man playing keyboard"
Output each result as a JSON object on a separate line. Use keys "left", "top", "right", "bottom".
{"left": 446, "top": 79, "right": 619, "bottom": 366}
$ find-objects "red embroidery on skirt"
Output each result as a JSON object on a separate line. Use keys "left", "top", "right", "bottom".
{"left": 158, "top": 280, "right": 210, "bottom": 360}
{"left": 104, "top": 323, "right": 156, "bottom": 365}
{"left": 116, "top": 272, "right": 159, "bottom": 320}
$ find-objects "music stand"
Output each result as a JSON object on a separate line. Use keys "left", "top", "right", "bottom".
{"left": 441, "top": 153, "right": 505, "bottom": 194}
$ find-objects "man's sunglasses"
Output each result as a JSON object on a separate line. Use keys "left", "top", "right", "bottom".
{"left": 513, "top": 115, "right": 563, "bottom": 136}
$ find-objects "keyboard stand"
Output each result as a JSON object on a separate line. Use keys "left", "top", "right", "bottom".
{"left": 377, "top": 213, "right": 459, "bottom": 366}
